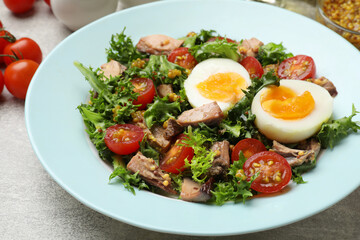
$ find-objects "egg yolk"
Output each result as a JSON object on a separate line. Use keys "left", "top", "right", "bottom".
{"left": 196, "top": 72, "right": 248, "bottom": 103}
{"left": 260, "top": 85, "right": 315, "bottom": 120}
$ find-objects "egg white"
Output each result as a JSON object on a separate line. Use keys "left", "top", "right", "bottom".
{"left": 251, "top": 80, "right": 333, "bottom": 143}
{"left": 184, "top": 58, "right": 251, "bottom": 112}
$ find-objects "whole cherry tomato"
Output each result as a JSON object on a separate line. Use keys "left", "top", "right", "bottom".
{"left": 4, "top": 59, "right": 39, "bottom": 99}
{"left": 104, "top": 124, "right": 144, "bottom": 155}
{"left": 0, "top": 30, "right": 16, "bottom": 63}
{"left": 3, "top": 37, "right": 42, "bottom": 66}
{"left": 3, "top": 0, "right": 36, "bottom": 14}
{"left": 0, "top": 71, "right": 4, "bottom": 95}
{"left": 131, "top": 78, "right": 156, "bottom": 110}
{"left": 243, "top": 151, "right": 292, "bottom": 194}
{"left": 277, "top": 55, "right": 316, "bottom": 80}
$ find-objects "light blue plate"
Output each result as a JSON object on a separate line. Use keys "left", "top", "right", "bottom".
{"left": 25, "top": 0, "right": 360, "bottom": 236}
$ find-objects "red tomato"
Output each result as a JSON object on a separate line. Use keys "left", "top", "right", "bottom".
{"left": 207, "top": 36, "right": 236, "bottom": 43}
{"left": 131, "top": 78, "right": 155, "bottom": 110}
{"left": 0, "top": 21, "right": 3, "bottom": 28}
{"left": 0, "top": 71, "right": 4, "bottom": 95}
{"left": 168, "top": 47, "right": 197, "bottom": 69}
{"left": 243, "top": 151, "right": 292, "bottom": 193}
{"left": 104, "top": 124, "right": 144, "bottom": 155}
{"left": 160, "top": 134, "right": 194, "bottom": 174}
{"left": 3, "top": 37, "right": 42, "bottom": 66}
{"left": 3, "top": 0, "right": 35, "bottom": 13}
{"left": 240, "top": 56, "right": 264, "bottom": 79}
{"left": 231, "top": 138, "right": 267, "bottom": 162}
{"left": 44, "top": 0, "right": 51, "bottom": 6}
{"left": 0, "top": 30, "right": 16, "bottom": 63}
{"left": 4, "top": 59, "right": 39, "bottom": 99}
{"left": 277, "top": 55, "right": 316, "bottom": 80}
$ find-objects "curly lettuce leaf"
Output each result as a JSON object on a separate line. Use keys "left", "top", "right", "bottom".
{"left": 74, "top": 61, "right": 140, "bottom": 124}
{"left": 189, "top": 39, "right": 241, "bottom": 62}
{"left": 109, "top": 165, "right": 149, "bottom": 195}
{"left": 77, "top": 106, "right": 113, "bottom": 162}
{"left": 257, "top": 42, "right": 293, "bottom": 66}
{"left": 227, "top": 71, "right": 280, "bottom": 121}
{"left": 106, "top": 28, "right": 147, "bottom": 66}
{"left": 128, "top": 55, "right": 188, "bottom": 92}
{"left": 292, "top": 160, "right": 317, "bottom": 184}
{"left": 224, "top": 71, "right": 279, "bottom": 142}
{"left": 317, "top": 104, "right": 360, "bottom": 149}
{"left": 212, "top": 153, "right": 256, "bottom": 205}
{"left": 180, "top": 29, "right": 217, "bottom": 48}
{"left": 183, "top": 126, "right": 215, "bottom": 183}
{"left": 143, "top": 96, "right": 181, "bottom": 129}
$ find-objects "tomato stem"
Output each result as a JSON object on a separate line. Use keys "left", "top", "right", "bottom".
{"left": 0, "top": 31, "right": 16, "bottom": 43}
{"left": 0, "top": 50, "right": 22, "bottom": 61}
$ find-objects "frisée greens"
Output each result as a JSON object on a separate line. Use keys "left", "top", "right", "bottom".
{"left": 75, "top": 29, "right": 359, "bottom": 205}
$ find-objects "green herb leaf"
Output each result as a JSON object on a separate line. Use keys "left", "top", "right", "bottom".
{"left": 257, "top": 42, "right": 293, "bottom": 66}
{"left": 183, "top": 126, "right": 215, "bottom": 183}
{"left": 291, "top": 160, "right": 317, "bottom": 184}
{"left": 139, "top": 134, "right": 160, "bottom": 162}
{"left": 143, "top": 96, "right": 181, "bottom": 129}
{"left": 180, "top": 29, "right": 217, "bottom": 48}
{"left": 75, "top": 61, "right": 139, "bottom": 124}
{"left": 128, "top": 55, "right": 188, "bottom": 92}
{"left": 109, "top": 166, "right": 149, "bottom": 194}
{"left": 317, "top": 104, "right": 360, "bottom": 149}
{"left": 106, "top": 28, "right": 147, "bottom": 66}
{"left": 189, "top": 39, "right": 241, "bottom": 62}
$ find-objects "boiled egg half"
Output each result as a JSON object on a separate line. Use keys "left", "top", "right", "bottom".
{"left": 184, "top": 58, "right": 251, "bottom": 112}
{"left": 251, "top": 80, "right": 333, "bottom": 143}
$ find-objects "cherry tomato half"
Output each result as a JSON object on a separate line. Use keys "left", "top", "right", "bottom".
{"left": 231, "top": 138, "right": 267, "bottom": 162}
{"left": 0, "top": 71, "right": 4, "bottom": 95}
{"left": 104, "top": 124, "right": 144, "bottom": 155}
{"left": 3, "top": 37, "right": 42, "bottom": 66}
{"left": 160, "top": 134, "right": 194, "bottom": 174}
{"left": 131, "top": 78, "right": 156, "bottom": 110}
{"left": 240, "top": 56, "right": 264, "bottom": 79}
{"left": 277, "top": 55, "right": 316, "bottom": 80}
{"left": 0, "top": 30, "right": 16, "bottom": 63}
{"left": 207, "top": 36, "right": 236, "bottom": 43}
{"left": 4, "top": 59, "right": 39, "bottom": 99}
{"left": 243, "top": 151, "right": 292, "bottom": 193}
{"left": 3, "top": 0, "right": 35, "bottom": 14}
{"left": 168, "top": 47, "right": 197, "bottom": 69}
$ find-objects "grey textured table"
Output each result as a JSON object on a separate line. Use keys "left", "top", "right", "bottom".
{"left": 0, "top": 1, "right": 359, "bottom": 239}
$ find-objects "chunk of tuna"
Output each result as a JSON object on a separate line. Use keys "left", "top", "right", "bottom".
{"left": 157, "top": 84, "right": 174, "bottom": 98}
{"left": 180, "top": 178, "right": 212, "bottom": 202}
{"left": 208, "top": 141, "right": 230, "bottom": 178}
{"left": 307, "top": 76, "right": 338, "bottom": 97}
{"left": 149, "top": 126, "right": 171, "bottom": 153}
{"left": 136, "top": 34, "right": 184, "bottom": 56}
{"left": 100, "top": 60, "right": 127, "bottom": 79}
{"left": 177, "top": 102, "right": 224, "bottom": 127}
{"left": 238, "top": 38, "right": 264, "bottom": 57}
{"left": 163, "top": 118, "right": 183, "bottom": 140}
{"left": 127, "top": 152, "right": 177, "bottom": 194}
{"left": 271, "top": 139, "right": 321, "bottom": 167}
